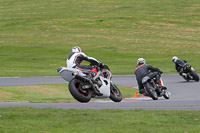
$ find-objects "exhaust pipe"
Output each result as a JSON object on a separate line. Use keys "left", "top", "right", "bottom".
{"left": 75, "top": 74, "right": 91, "bottom": 83}
{"left": 75, "top": 74, "right": 102, "bottom": 96}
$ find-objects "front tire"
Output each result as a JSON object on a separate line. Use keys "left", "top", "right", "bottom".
{"left": 69, "top": 78, "right": 91, "bottom": 103}
{"left": 144, "top": 82, "right": 158, "bottom": 100}
{"left": 163, "top": 90, "right": 170, "bottom": 99}
{"left": 109, "top": 84, "right": 122, "bottom": 102}
{"left": 190, "top": 70, "right": 199, "bottom": 82}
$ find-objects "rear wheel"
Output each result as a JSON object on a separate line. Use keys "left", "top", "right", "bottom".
{"left": 69, "top": 78, "right": 91, "bottom": 103}
{"left": 182, "top": 74, "right": 189, "bottom": 82}
{"left": 109, "top": 83, "right": 122, "bottom": 102}
{"left": 144, "top": 82, "right": 158, "bottom": 100}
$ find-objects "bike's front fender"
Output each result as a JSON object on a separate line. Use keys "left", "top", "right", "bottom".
{"left": 95, "top": 77, "right": 111, "bottom": 98}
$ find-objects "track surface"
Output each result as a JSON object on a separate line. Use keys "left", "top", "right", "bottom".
{"left": 0, "top": 74, "right": 200, "bottom": 110}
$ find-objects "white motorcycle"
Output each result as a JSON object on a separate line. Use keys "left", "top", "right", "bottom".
{"left": 57, "top": 64, "right": 122, "bottom": 103}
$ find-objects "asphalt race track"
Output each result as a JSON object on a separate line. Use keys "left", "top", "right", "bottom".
{"left": 0, "top": 74, "right": 200, "bottom": 110}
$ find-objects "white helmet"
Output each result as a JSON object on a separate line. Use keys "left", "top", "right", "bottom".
{"left": 72, "top": 46, "right": 81, "bottom": 53}
{"left": 137, "top": 58, "right": 146, "bottom": 65}
{"left": 172, "top": 56, "right": 178, "bottom": 62}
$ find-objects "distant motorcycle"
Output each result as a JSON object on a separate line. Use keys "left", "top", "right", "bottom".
{"left": 179, "top": 64, "right": 199, "bottom": 82}
{"left": 142, "top": 73, "right": 170, "bottom": 100}
{"left": 57, "top": 64, "right": 122, "bottom": 103}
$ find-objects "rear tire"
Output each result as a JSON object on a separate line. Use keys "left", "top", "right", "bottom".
{"left": 144, "top": 82, "right": 158, "bottom": 100}
{"left": 109, "top": 84, "right": 122, "bottom": 102}
{"left": 182, "top": 75, "right": 189, "bottom": 82}
{"left": 69, "top": 79, "right": 91, "bottom": 103}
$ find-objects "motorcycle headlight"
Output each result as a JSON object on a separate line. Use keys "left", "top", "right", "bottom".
{"left": 101, "top": 70, "right": 111, "bottom": 79}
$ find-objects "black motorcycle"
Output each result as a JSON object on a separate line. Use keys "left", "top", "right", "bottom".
{"left": 179, "top": 64, "right": 199, "bottom": 82}
{"left": 142, "top": 74, "right": 170, "bottom": 100}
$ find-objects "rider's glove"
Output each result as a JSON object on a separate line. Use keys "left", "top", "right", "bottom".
{"left": 159, "top": 70, "right": 163, "bottom": 74}
{"left": 99, "top": 62, "right": 104, "bottom": 68}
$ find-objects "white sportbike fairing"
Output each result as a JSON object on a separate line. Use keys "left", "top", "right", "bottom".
{"left": 57, "top": 65, "right": 122, "bottom": 103}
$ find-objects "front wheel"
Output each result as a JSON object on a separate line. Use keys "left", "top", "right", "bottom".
{"left": 190, "top": 70, "right": 199, "bottom": 82}
{"left": 144, "top": 82, "right": 158, "bottom": 100}
{"left": 69, "top": 78, "right": 91, "bottom": 103}
{"left": 163, "top": 90, "right": 170, "bottom": 99}
{"left": 109, "top": 83, "right": 122, "bottom": 102}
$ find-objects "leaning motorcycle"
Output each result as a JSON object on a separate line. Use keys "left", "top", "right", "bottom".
{"left": 142, "top": 74, "right": 170, "bottom": 100}
{"left": 57, "top": 64, "right": 122, "bottom": 103}
{"left": 179, "top": 64, "right": 199, "bottom": 82}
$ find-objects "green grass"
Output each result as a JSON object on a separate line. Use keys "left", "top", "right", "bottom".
{"left": 0, "top": 0, "right": 200, "bottom": 76}
{"left": 0, "top": 107, "right": 199, "bottom": 133}
{"left": 0, "top": 84, "right": 137, "bottom": 102}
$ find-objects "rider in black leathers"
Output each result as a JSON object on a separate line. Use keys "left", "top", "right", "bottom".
{"left": 172, "top": 56, "right": 187, "bottom": 76}
{"left": 134, "top": 58, "right": 163, "bottom": 94}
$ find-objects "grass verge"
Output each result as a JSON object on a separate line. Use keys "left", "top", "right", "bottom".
{"left": 0, "top": 0, "right": 200, "bottom": 76}
{"left": 0, "top": 84, "right": 137, "bottom": 102}
{"left": 0, "top": 107, "right": 200, "bottom": 133}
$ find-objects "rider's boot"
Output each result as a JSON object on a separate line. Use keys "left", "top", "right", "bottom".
{"left": 139, "top": 88, "right": 145, "bottom": 94}
{"left": 139, "top": 88, "right": 148, "bottom": 96}
{"left": 162, "top": 86, "right": 167, "bottom": 90}
{"left": 181, "top": 73, "right": 187, "bottom": 78}
{"left": 182, "top": 73, "right": 187, "bottom": 77}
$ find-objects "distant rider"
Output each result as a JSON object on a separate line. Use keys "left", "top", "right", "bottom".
{"left": 134, "top": 58, "right": 164, "bottom": 94}
{"left": 172, "top": 56, "right": 187, "bottom": 76}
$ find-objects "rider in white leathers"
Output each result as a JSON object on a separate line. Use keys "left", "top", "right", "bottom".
{"left": 66, "top": 46, "right": 103, "bottom": 96}
{"left": 66, "top": 46, "right": 100, "bottom": 74}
